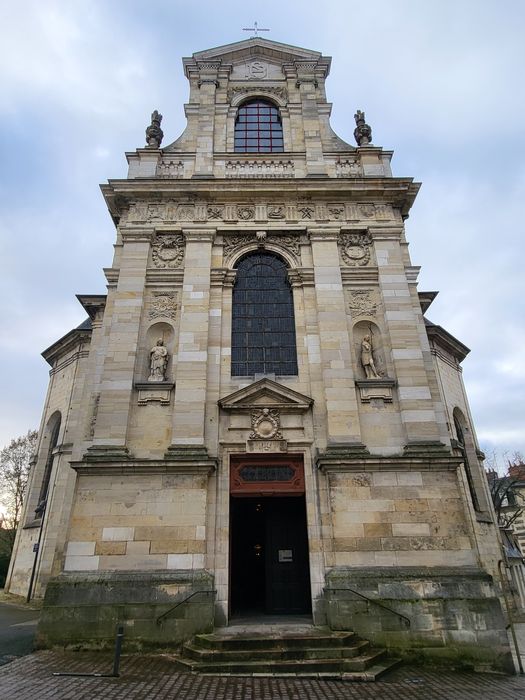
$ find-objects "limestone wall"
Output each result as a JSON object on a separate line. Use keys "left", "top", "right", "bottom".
{"left": 64, "top": 472, "right": 209, "bottom": 573}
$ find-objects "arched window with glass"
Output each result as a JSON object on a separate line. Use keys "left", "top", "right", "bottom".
{"left": 231, "top": 252, "right": 298, "bottom": 376}
{"left": 234, "top": 100, "right": 284, "bottom": 153}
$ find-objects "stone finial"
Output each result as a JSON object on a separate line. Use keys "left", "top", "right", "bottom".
{"left": 145, "top": 110, "right": 164, "bottom": 148}
{"left": 354, "top": 110, "right": 372, "bottom": 146}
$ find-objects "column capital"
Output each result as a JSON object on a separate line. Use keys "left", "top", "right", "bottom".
{"left": 182, "top": 228, "right": 217, "bottom": 243}
{"left": 308, "top": 227, "right": 340, "bottom": 242}
{"left": 119, "top": 227, "right": 155, "bottom": 244}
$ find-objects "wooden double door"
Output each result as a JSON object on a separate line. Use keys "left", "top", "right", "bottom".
{"left": 230, "top": 495, "right": 311, "bottom": 616}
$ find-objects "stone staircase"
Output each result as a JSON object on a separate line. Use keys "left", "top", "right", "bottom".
{"left": 176, "top": 624, "right": 400, "bottom": 680}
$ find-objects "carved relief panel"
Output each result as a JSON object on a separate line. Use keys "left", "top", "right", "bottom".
{"left": 339, "top": 231, "right": 373, "bottom": 267}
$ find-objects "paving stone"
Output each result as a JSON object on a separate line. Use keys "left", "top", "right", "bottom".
{"left": 0, "top": 651, "right": 524, "bottom": 700}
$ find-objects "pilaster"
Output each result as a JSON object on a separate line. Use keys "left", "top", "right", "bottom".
{"left": 374, "top": 229, "right": 441, "bottom": 444}
{"left": 193, "top": 62, "right": 221, "bottom": 178}
{"left": 309, "top": 228, "right": 362, "bottom": 445}
{"left": 170, "top": 229, "right": 216, "bottom": 448}
{"left": 90, "top": 228, "right": 152, "bottom": 451}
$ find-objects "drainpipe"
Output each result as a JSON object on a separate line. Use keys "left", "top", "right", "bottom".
{"left": 26, "top": 498, "right": 47, "bottom": 603}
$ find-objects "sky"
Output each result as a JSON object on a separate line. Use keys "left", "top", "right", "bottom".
{"left": 0, "top": 0, "right": 524, "bottom": 464}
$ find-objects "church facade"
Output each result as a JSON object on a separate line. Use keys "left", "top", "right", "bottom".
{"left": 7, "top": 38, "right": 511, "bottom": 668}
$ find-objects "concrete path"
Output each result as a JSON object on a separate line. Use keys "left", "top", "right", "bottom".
{"left": 0, "top": 651, "right": 524, "bottom": 700}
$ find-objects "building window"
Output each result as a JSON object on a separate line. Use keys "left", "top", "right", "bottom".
{"left": 232, "top": 252, "right": 298, "bottom": 376}
{"left": 234, "top": 100, "right": 284, "bottom": 153}
{"left": 36, "top": 415, "right": 61, "bottom": 516}
{"left": 454, "top": 413, "right": 481, "bottom": 512}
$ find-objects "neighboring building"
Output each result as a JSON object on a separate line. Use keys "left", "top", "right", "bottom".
{"left": 6, "top": 38, "right": 512, "bottom": 669}
{"left": 507, "top": 465, "right": 525, "bottom": 553}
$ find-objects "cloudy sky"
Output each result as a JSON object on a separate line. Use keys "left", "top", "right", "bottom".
{"left": 0, "top": 0, "right": 524, "bottom": 462}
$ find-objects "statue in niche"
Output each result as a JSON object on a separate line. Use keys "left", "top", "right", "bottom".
{"left": 361, "top": 334, "right": 381, "bottom": 379}
{"left": 148, "top": 338, "right": 168, "bottom": 382}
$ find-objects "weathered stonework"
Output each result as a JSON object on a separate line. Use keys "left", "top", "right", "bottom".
{"left": 6, "top": 37, "right": 511, "bottom": 671}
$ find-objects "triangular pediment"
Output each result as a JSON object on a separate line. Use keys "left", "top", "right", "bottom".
{"left": 190, "top": 38, "right": 322, "bottom": 65}
{"left": 218, "top": 378, "right": 314, "bottom": 412}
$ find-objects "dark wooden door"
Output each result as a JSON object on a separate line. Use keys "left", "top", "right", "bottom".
{"left": 265, "top": 498, "right": 311, "bottom": 614}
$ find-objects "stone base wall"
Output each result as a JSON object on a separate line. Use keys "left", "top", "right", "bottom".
{"left": 37, "top": 570, "right": 215, "bottom": 650}
{"left": 325, "top": 567, "right": 512, "bottom": 672}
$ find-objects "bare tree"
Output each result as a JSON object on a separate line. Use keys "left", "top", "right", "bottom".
{"left": 486, "top": 452, "right": 525, "bottom": 528}
{"left": 0, "top": 430, "right": 38, "bottom": 554}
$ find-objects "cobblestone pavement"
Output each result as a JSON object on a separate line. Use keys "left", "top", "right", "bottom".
{"left": 0, "top": 652, "right": 524, "bottom": 700}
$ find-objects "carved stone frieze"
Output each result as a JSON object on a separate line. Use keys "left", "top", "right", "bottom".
{"left": 148, "top": 293, "right": 178, "bottom": 320}
{"left": 359, "top": 205, "right": 375, "bottom": 219}
{"left": 298, "top": 206, "right": 315, "bottom": 220}
{"left": 207, "top": 205, "right": 224, "bottom": 220}
{"left": 328, "top": 207, "right": 345, "bottom": 220}
{"left": 347, "top": 289, "right": 379, "bottom": 317}
{"left": 268, "top": 205, "right": 285, "bottom": 219}
{"left": 227, "top": 85, "right": 288, "bottom": 102}
{"left": 151, "top": 234, "right": 185, "bottom": 268}
{"left": 223, "top": 234, "right": 252, "bottom": 258}
{"left": 339, "top": 231, "right": 372, "bottom": 267}
{"left": 177, "top": 205, "right": 195, "bottom": 221}
{"left": 249, "top": 408, "right": 283, "bottom": 440}
{"left": 236, "top": 205, "right": 255, "bottom": 221}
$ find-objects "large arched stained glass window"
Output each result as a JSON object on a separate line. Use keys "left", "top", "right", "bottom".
{"left": 234, "top": 100, "right": 284, "bottom": 153}
{"left": 232, "top": 253, "right": 298, "bottom": 376}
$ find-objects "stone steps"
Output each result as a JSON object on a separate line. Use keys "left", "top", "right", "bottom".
{"left": 176, "top": 627, "right": 400, "bottom": 680}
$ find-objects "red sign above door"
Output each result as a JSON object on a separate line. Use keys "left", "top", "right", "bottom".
{"left": 230, "top": 454, "right": 305, "bottom": 496}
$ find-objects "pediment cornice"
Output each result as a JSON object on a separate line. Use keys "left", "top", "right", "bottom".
{"left": 218, "top": 378, "right": 313, "bottom": 412}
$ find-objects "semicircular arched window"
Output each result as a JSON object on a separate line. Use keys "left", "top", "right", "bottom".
{"left": 234, "top": 100, "right": 283, "bottom": 153}
{"left": 232, "top": 253, "right": 298, "bottom": 376}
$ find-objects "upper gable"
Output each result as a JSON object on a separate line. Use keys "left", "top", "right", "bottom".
{"left": 125, "top": 38, "right": 396, "bottom": 180}
{"left": 186, "top": 38, "right": 329, "bottom": 78}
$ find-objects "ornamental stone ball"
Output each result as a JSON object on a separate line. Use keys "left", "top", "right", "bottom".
{"left": 354, "top": 109, "right": 372, "bottom": 146}
{"left": 145, "top": 110, "right": 164, "bottom": 148}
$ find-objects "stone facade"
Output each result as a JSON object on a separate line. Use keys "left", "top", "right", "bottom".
{"left": 6, "top": 38, "right": 511, "bottom": 670}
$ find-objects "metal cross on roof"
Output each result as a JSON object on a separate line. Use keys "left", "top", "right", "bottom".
{"left": 243, "top": 21, "right": 270, "bottom": 38}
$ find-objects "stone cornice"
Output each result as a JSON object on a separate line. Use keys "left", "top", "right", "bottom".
{"left": 71, "top": 459, "right": 216, "bottom": 476}
{"left": 101, "top": 179, "right": 420, "bottom": 219}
